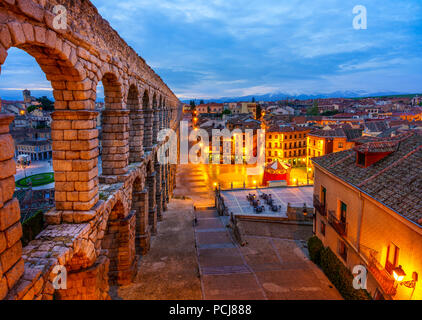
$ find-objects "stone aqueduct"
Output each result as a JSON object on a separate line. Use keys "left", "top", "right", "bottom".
{"left": 0, "top": 0, "right": 182, "bottom": 299}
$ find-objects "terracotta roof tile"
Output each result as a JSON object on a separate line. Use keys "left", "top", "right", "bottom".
{"left": 312, "top": 132, "right": 422, "bottom": 226}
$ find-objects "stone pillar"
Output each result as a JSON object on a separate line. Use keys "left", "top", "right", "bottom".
{"left": 101, "top": 110, "right": 129, "bottom": 179}
{"left": 147, "top": 172, "right": 157, "bottom": 234}
{"left": 52, "top": 110, "right": 99, "bottom": 211}
{"left": 159, "top": 108, "right": 165, "bottom": 131}
{"left": 133, "top": 189, "right": 150, "bottom": 255}
{"left": 0, "top": 114, "right": 24, "bottom": 300}
{"left": 143, "top": 109, "right": 153, "bottom": 150}
{"left": 129, "top": 109, "right": 144, "bottom": 162}
{"left": 152, "top": 109, "right": 160, "bottom": 145}
{"left": 103, "top": 210, "right": 136, "bottom": 286}
{"left": 155, "top": 163, "right": 163, "bottom": 221}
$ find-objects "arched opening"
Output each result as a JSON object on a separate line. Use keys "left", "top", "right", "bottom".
{"left": 96, "top": 73, "right": 129, "bottom": 178}
{"left": 145, "top": 160, "right": 157, "bottom": 234}
{"left": 142, "top": 90, "right": 153, "bottom": 149}
{"left": 0, "top": 47, "right": 56, "bottom": 224}
{"left": 127, "top": 84, "right": 143, "bottom": 163}
{"left": 152, "top": 92, "right": 158, "bottom": 145}
{"left": 0, "top": 28, "right": 91, "bottom": 297}
{"left": 131, "top": 176, "right": 150, "bottom": 255}
{"left": 102, "top": 200, "right": 136, "bottom": 286}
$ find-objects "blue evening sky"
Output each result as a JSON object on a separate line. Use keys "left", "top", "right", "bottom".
{"left": 0, "top": 0, "right": 421, "bottom": 101}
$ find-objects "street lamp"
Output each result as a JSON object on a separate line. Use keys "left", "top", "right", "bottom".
{"left": 393, "top": 265, "right": 406, "bottom": 282}
{"left": 393, "top": 265, "right": 419, "bottom": 290}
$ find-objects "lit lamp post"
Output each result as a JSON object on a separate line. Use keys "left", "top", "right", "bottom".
{"left": 393, "top": 265, "right": 419, "bottom": 299}
{"left": 253, "top": 180, "right": 257, "bottom": 189}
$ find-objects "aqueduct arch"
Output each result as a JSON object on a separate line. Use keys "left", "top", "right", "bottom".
{"left": 0, "top": 0, "right": 181, "bottom": 300}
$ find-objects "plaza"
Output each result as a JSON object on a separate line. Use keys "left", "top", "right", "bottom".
{"left": 220, "top": 186, "right": 314, "bottom": 218}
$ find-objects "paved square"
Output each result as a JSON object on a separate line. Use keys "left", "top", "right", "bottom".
{"left": 220, "top": 186, "right": 314, "bottom": 217}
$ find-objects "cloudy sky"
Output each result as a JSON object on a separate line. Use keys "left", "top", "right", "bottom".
{"left": 1, "top": 0, "right": 421, "bottom": 100}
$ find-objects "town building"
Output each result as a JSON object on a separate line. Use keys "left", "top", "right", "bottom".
{"left": 306, "top": 126, "right": 362, "bottom": 171}
{"left": 312, "top": 132, "right": 422, "bottom": 300}
{"left": 196, "top": 103, "right": 224, "bottom": 114}
{"left": 265, "top": 125, "right": 310, "bottom": 167}
{"left": 15, "top": 139, "right": 52, "bottom": 161}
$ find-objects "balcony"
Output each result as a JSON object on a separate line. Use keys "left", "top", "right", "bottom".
{"left": 328, "top": 210, "right": 347, "bottom": 237}
{"left": 313, "top": 195, "right": 327, "bottom": 217}
{"left": 367, "top": 251, "right": 397, "bottom": 296}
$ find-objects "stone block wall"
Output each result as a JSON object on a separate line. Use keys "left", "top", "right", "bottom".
{"left": 0, "top": 115, "right": 23, "bottom": 300}
{"left": 0, "top": 0, "right": 183, "bottom": 300}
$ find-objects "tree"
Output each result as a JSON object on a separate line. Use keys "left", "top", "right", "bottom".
{"left": 199, "top": 99, "right": 205, "bottom": 105}
{"left": 189, "top": 100, "right": 196, "bottom": 109}
{"left": 321, "top": 110, "right": 339, "bottom": 116}
{"left": 307, "top": 100, "right": 319, "bottom": 116}
{"left": 27, "top": 105, "right": 40, "bottom": 114}
{"left": 252, "top": 97, "right": 256, "bottom": 103}
{"left": 222, "top": 109, "right": 232, "bottom": 115}
{"left": 256, "top": 104, "right": 262, "bottom": 119}
{"left": 36, "top": 96, "right": 54, "bottom": 111}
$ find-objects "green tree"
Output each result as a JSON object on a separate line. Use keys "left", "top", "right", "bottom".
{"left": 252, "top": 97, "right": 256, "bottom": 103}
{"left": 256, "top": 104, "right": 262, "bottom": 119}
{"left": 222, "top": 109, "right": 232, "bottom": 115}
{"left": 189, "top": 100, "right": 196, "bottom": 109}
{"left": 27, "top": 105, "right": 40, "bottom": 114}
{"left": 307, "top": 100, "right": 319, "bottom": 116}
{"left": 321, "top": 110, "right": 339, "bottom": 116}
{"left": 199, "top": 99, "right": 205, "bottom": 105}
{"left": 36, "top": 96, "right": 54, "bottom": 111}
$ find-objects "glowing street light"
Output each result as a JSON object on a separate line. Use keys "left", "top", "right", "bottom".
{"left": 393, "top": 265, "right": 406, "bottom": 282}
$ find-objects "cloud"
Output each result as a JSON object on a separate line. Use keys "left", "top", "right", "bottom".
{"left": 1, "top": 0, "right": 421, "bottom": 100}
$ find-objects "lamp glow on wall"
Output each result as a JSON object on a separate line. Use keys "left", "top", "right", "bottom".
{"left": 393, "top": 265, "right": 419, "bottom": 289}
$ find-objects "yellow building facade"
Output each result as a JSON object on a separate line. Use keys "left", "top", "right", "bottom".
{"left": 266, "top": 126, "right": 310, "bottom": 167}
{"left": 312, "top": 133, "right": 422, "bottom": 300}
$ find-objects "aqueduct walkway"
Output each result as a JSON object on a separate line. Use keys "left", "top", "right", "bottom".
{"left": 0, "top": 0, "right": 181, "bottom": 300}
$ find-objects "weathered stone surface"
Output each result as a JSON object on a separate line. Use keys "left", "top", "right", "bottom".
{"left": 0, "top": 0, "right": 180, "bottom": 300}
{"left": 0, "top": 199, "right": 20, "bottom": 232}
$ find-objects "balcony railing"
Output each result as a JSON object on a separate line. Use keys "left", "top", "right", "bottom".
{"left": 367, "top": 251, "right": 397, "bottom": 296}
{"left": 313, "top": 195, "right": 327, "bottom": 217}
{"left": 328, "top": 210, "right": 347, "bottom": 237}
